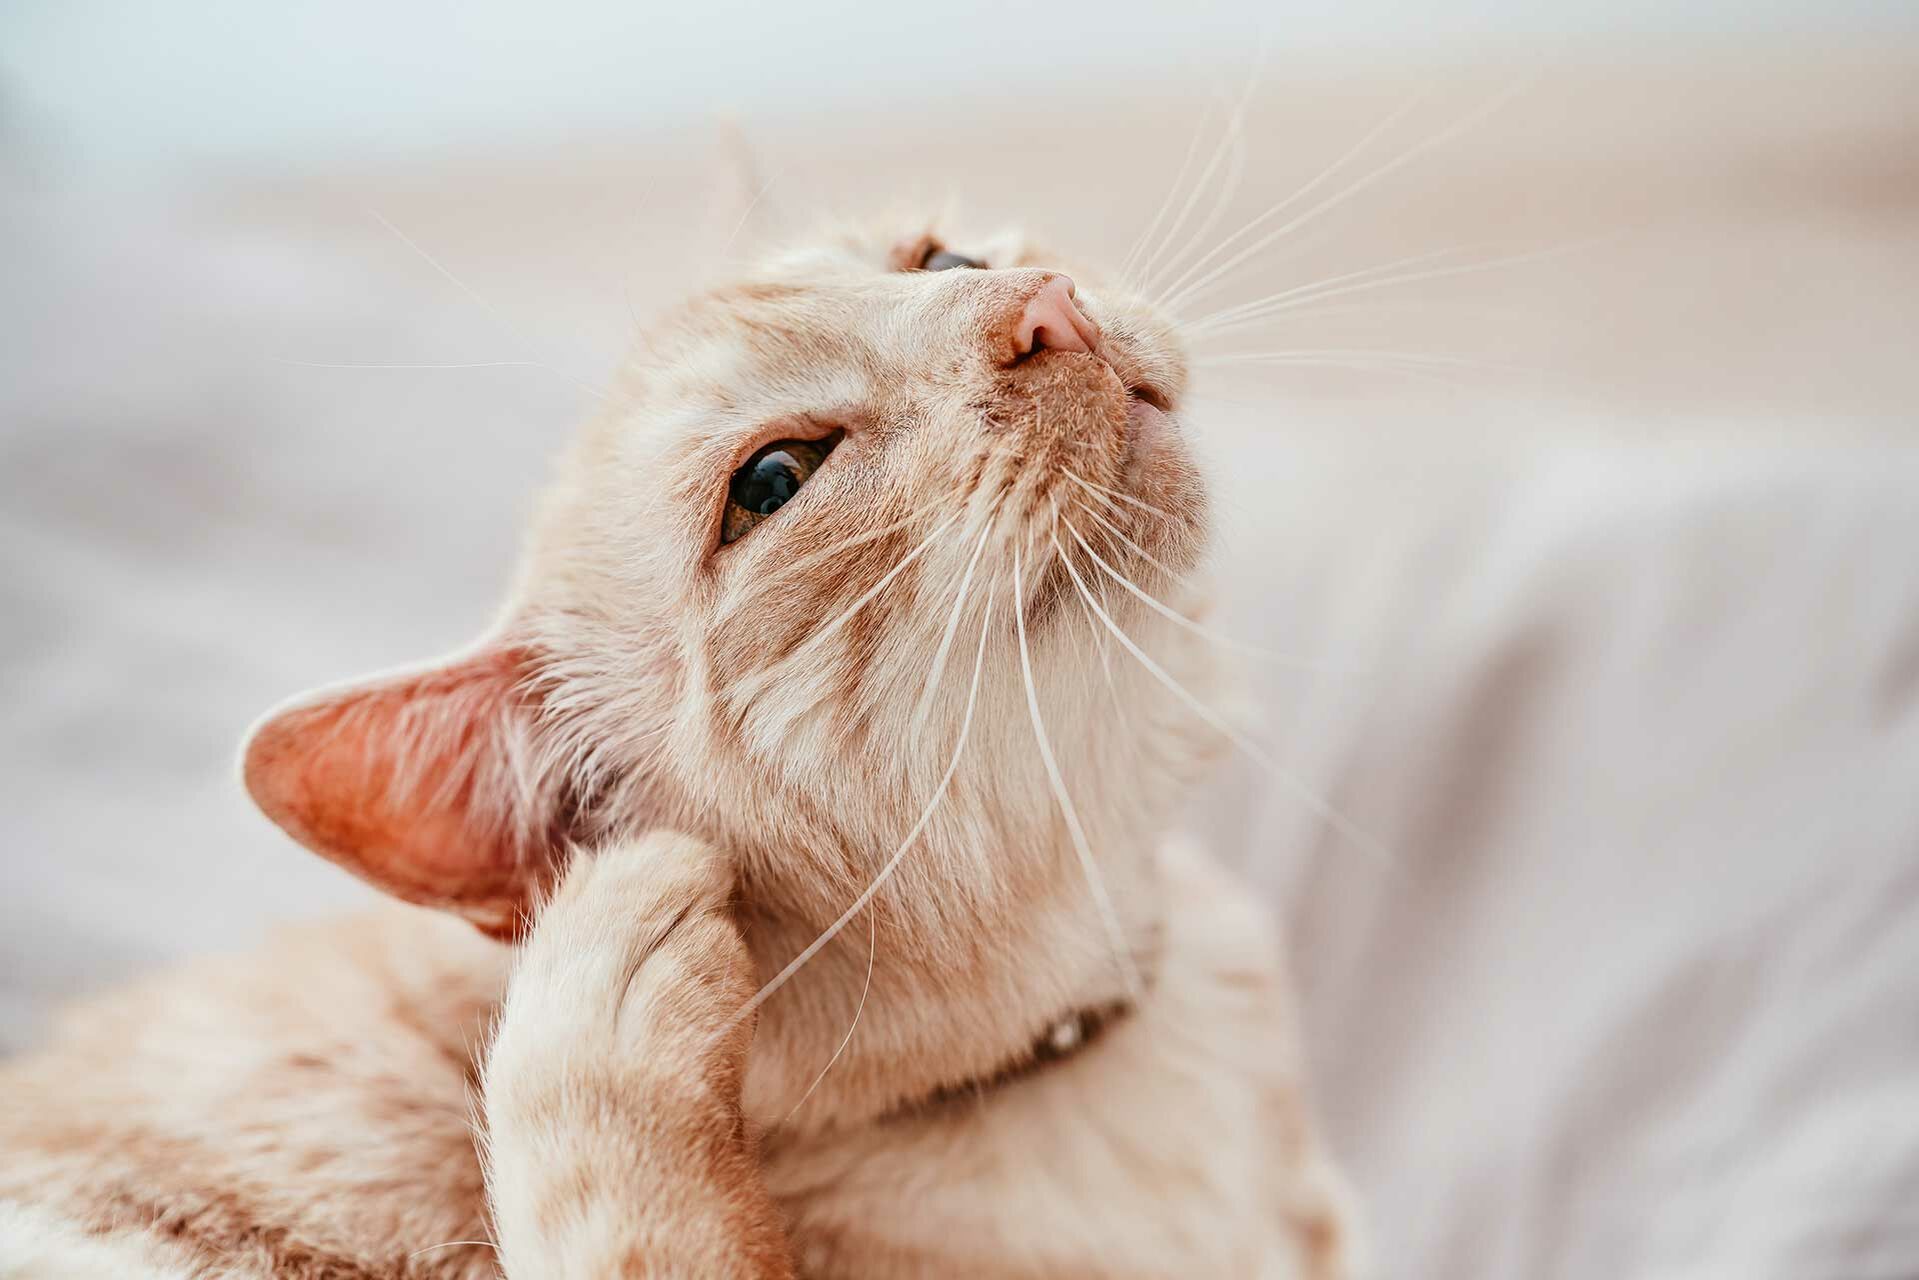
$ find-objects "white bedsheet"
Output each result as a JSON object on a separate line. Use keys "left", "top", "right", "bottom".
{"left": 4, "top": 51, "right": 1917, "bottom": 1279}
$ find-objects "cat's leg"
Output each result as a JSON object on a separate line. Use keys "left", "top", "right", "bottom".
{"left": 482, "top": 832, "right": 793, "bottom": 1280}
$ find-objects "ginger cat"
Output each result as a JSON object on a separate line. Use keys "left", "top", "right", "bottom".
{"left": 0, "top": 221, "right": 1356, "bottom": 1278}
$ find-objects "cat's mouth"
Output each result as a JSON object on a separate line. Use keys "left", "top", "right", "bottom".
{"left": 1126, "top": 382, "right": 1175, "bottom": 414}
{"left": 1120, "top": 394, "right": 1174, "bottom": 486}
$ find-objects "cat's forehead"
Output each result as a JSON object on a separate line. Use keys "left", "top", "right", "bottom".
{"left": 651, "top": 281, "right": 882, "bottom": 415}
{"left": 645, "top": 229, "right": 1039, "bottom": 404}
{"left": 758, "top": 219, "right": 1043, "bottom": 280}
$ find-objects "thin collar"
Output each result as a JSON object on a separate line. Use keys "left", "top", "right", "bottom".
{"left": 898, "top": 998, "right": 1134, "bottom": 1116}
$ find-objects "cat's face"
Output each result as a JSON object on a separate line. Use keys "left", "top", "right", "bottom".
{"left": 245, "top": 218, "right": 1215, "bottom": 941}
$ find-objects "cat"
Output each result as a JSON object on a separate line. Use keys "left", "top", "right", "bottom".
{"left": 0, "top": 219, "right": 1357, "bottom": 1278}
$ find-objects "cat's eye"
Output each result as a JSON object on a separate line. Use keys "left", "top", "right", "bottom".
{"left": 923, "top": 248, "right": 986, "bottom": 271}
{"left": 721, "top": 432, "right": 841, "bottom": 546}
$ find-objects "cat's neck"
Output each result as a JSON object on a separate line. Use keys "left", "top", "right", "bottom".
{"left": 736, "top": 829, "right": 1164, "bottom": 1134}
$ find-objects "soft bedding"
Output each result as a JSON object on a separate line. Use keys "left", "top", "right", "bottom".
{"left": 4, "top": 50, "right": 1917, "bottom": 1279}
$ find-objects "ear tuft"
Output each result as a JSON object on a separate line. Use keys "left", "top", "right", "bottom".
{"left": 242, "top": 645, "right": 564, "bottom": 938}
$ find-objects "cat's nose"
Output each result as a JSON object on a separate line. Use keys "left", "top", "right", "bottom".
{"left": 1015, "top": 275, "right": 1101, "bottom": 357}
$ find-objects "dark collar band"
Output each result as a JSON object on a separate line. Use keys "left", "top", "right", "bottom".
{"left": 899, "top": 998, "right": 1134, "bottom": 1117}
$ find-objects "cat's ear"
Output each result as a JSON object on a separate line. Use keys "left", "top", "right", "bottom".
{"left": 241, "top": 644, "right": 566, "bottom": 940}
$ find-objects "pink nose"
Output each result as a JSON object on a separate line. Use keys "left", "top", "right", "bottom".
{"left": 1016, "top": 275, "right": 1101, "bottom": 357}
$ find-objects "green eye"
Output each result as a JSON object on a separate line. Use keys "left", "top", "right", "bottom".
{"left": 721, "top": 433, "right": 840, "bottom": 545}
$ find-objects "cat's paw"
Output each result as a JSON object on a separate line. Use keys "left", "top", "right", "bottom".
{"left": 486, "top": 831, "right": 758, "bottom": 1102}
{"left": 481, "top": 833, "right": 794, "bottom": 1278}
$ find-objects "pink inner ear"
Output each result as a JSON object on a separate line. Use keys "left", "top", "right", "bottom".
{"left": 242, "top": 646, "right": 556, "bottom": 938}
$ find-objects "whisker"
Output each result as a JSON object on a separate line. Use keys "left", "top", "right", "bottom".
{"left": 1074, "top": 581, "right": 1126, "bottom": 721}
{"left": 1062, "top": 468, "right": 1181, "bottom": 526}
{"left": 777, "top": 910, "right": 875, "bottom": 1128}
{"left": 1131, "top": 104, "right": 1242, "bottom": 300}
{"left": 734, "top": 491, "right": 951, "bottom": 596}
{"left": 1012, "top": 540, "right": 1145, "bottom": 999}
{"left": 361, "top": 206, "right": 612, "bottom": 404}
{"left": 735, "top": 579, "right": 998, "bottom": 1021}
{"left": 779, "top": 440, "right": 1018, "bottom": 590}
{"left": 911, "top": 519, "right": 997, "bottom": 739}
{"left": 1132, "top": 34, "right": 1270, "bottom": 298}
{"left": 1200, "top": 347, "right": 1543, "bottom": 375}
{"left": 1150, "top": 103, "right": 1251, "bottom": 301}
{"left": 1051, "top": 530, "right": 1396, "bottom": 868}
{"left": 409, "top": 1240, "right": 498, "bottom": 1258}
{"left": 719, "top": 176, "right": 779, "bottom": 264}
{"left": 1203, "top": 354, "right": 1475, "bottom": 392}
{"left": 1119, "top": 91, "right": 1224, "bottom": 290}
{"left": 1158, "top": 72, "right": 1541, "bottom": 317}
{"left": 1183, "top": 244, "right": 1485, "bottom": 332}
{"left": 1187, "top": 239, "right": 1599, "bottom": 337}
{"left": 1067, "top": 496, "right": 1184, "bottom": 579}
{"left": 1041, "top": 493, "right": 1128, "bottom": 720}
{"left": 1061, "top": 514, "right": 1359, "bottom": 673}
{"left": 736, "top": 510, "right": 958, "bottom": 652}
{"left": 274, "top": 359, "right": 557, "bottom": 372}
{"left": 1184, "top": 297, "right": 1510, "bottom": 331}
{"left": 806, "top": 512, "right": 959, "bottom": 647}
{"left": 1149, "top": 84, "right": 1429, "bottom": 311}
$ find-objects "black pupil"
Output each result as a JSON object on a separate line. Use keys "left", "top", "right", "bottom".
{"left": 925, "top": 249, "right": 985, "bottom": 271}
{"left": 734, "top": 450, "right": 802, "bottom": 516}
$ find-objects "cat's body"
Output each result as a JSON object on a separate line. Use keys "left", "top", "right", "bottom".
{"left": 0, "top": 220, "right": 1356, "bottom": 1276}
{"left": 0, "top": 835, "right": 1344, "bottom": 1278}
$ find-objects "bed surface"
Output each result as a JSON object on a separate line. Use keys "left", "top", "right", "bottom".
{"left": 4, "top": 49, "right": 1918, "bottom": 1278}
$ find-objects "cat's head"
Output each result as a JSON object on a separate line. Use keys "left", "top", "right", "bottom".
{"left": 243, "top": 219, "right": 1216, "bottom": 950}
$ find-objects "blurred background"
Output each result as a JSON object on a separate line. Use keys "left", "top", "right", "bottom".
{"left": 4, "top": 2, "right": 1918, "bottom": 1277}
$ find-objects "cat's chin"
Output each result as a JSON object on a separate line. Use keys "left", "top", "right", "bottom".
{"left": 1120, "top": 395, "right": 1174, "bottom": 487}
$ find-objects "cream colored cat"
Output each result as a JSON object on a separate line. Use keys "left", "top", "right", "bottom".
{"left": 0, "top": 221, "right": 1356, "bottom": 1278}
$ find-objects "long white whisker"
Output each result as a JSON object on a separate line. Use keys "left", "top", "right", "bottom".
{"left": 1061, "top": 468, "right": 1181, "bottom": 526}
{"left": 1159, "top": 72, "right": 1541, "bottom": 316}
{"left": 756, "top": 442, "right": 1022, "bottom": 599}
{"left": 1132, "top": 31, "right": 1271, "bottom": 298}
{"left": 912, "top": 519, "right": 997, "bottom": 738}
{"left": 1012, "top": 540, "right": 1144, "bottom": 999}
{"left": 1051, "top": 530, "right": 1394, "bottom": 867}
{"left": 1200, "top": 348, "right": 1542, "bottom": 374}
{"left": 1074, "top": 582, "right": 1126, "bottom": 720}
{"left": 795, "top": 512, "right": 961, "bottom": 650}
{"left": 736, "top": 584, "right": 997, "bottom": 1021}
{"left": 1118, "top": 92, "right": 1224, "bottom": 290}
{"left": 1149, "top": 86, "right": 1429, "bottom": 311}
{"left": 1184, "top": 244, "right": 1483, "bottom": 332}
{"left": 777, "top": 910, "right": 875, "bottom": 1128}
{"left": 362, "top": 207, "right": 611, "bottom": 404}
{"left": 274, "top": 358, "right": 555, "bottom": 371}
{"left": 713, "top": 497, "right": 952, "bottom": 632}
{"left": 409, "top": 1240, "right": 498, "bottom": 1258}
{"left": 1188, "top": 239, "right": 1598, "bottom": 337}
{"left": 1132, "top": 105, "right": 1244, "bottom": 300}
{"left": 1062, "top": 515, "right": 1358, "bottom": 673}
{"left": 1203, "top": 355, "right": 1474, "bottom": 392}
{"left": 1149, "top": 101, "right": 1251, "bottom": 300}
{"left": 1191, "top": 298, "right": 1511, "bottom": 330}
{"left": 1067, "top": 496, "right": 1184, "bottom": 580}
